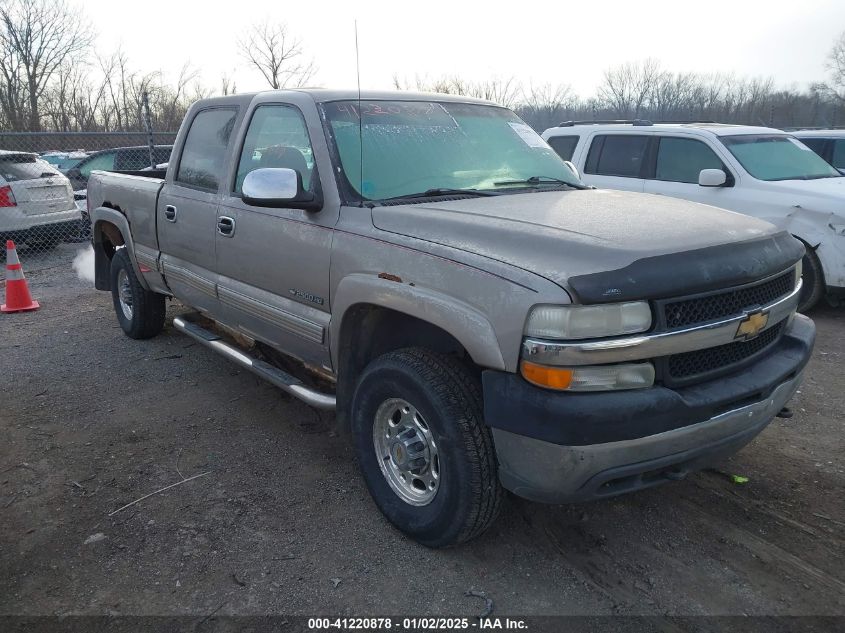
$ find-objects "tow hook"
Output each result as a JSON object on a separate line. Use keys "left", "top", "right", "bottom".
{"left": 776, "top": 407, "right": 794, "bottom": 419}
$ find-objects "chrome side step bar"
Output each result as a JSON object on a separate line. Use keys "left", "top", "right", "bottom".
{"left": 172, "top": 315, "right": 336, "bottom": 410}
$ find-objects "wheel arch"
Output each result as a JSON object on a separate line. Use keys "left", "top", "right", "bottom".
{"left": 331, "top": 274, "right": 506, "bottom": 428}
{"left": 90, "top": 206, "right": 148, "bottom": 292}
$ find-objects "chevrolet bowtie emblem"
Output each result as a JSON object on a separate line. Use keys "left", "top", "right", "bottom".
{"left": 735, "top": 311, "right": 769, "bottom": 340}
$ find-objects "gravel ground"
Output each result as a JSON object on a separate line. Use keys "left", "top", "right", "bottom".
{"left": 1, "top": 244, "right": 844, "bottom": 619}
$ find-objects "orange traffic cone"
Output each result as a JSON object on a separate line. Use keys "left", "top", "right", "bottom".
{"left": 2, "top": 240, "right": 39, "bottom": 313}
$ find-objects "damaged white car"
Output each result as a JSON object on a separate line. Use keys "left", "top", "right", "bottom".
{"left": 542, "top": 122, "right": 845, "bottom": 310}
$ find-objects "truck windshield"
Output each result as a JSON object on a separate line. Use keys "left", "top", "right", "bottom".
{"left": 323, "top": 100, "right": 579, "bottom": 201}
{"left": 720, "top": 135, "right": 841, "bottom": 181}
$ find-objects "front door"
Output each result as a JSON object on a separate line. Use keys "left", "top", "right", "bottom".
{"left": 157, "top": 107, "right": 238, "bottom": 314}
{"left": 214, "top": 102, "right": 335, "bottom": 370}
{"left": 643, "top": 136, "right": 736, "bottom": 208}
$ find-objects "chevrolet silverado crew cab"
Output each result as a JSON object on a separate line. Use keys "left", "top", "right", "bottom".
{"left": 87, "top": 91, "right": 815, "bottom": 547}
{"left": 542, "top": 121, "right": 845, "bottom": 310}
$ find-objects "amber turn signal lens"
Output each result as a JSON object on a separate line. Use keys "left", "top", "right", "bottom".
{"left": 520, "top": 361, "right": 574, "bottom": 390}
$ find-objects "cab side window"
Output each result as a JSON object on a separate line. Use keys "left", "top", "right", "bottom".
{"left": 655, "top": 137, "right": 726, "bottom": 184}
{"left": 547, "top": 135, "right": 579, "bottom": 161}
{"left": 584, "top": 135, "right": 650, "bottom": 178}
{"left": 176, "top": 108, "right": 238, "bottom": 191}
{"left": 235, "top": 105, "right": 315, "bottom": 194}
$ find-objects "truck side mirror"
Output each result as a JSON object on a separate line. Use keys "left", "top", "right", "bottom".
{"left": 699, "top": 168, "right": 727, "bottom": 187}
{"left": 242, "top": 168, "right": 322, "bottom": 212}
{"left": 563, "top": 160, "right": 581, "bottom": 181}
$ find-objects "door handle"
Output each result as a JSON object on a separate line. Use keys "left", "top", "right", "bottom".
{"left": 164, "top": 205, "right": 177, "bottom": 222}
{"left": 217, "top": 216, "right": 236, "bottom": 237}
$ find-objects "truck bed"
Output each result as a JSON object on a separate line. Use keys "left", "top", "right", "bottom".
{"left": 87, "top": 170, "right": 165, "bottom": 251}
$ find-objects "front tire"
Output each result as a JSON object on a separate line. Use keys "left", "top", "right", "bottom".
{"left": 351, "top": 348, "right": 502, "bottom": 548}
{"left": 798, "top": 246, "right": 824, "bottom": 312}
{"left": 110, "top": 248, "right": 165, "bottom": 339}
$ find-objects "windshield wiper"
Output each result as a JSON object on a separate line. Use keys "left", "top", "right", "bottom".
{"left": 493, "top": 175, "right": 590, "bottom": 190}
{"left": 379, "top": 188, "right": 501, "bottom": 202}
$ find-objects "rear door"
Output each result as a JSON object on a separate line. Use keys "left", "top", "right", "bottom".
{"left": 581, "top": 133, "right": 649, "bottom": 192}
{"left": 643, "top": 136, "right": 736, "bottom": 206}
{"left": 214, "top": 100, "right": 335, "bottom": 369}
{"left": 157, "top": 107, "right": 238, "bottom": 314}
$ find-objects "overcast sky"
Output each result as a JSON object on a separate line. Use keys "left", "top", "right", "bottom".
{"left": 82, "top": 0, "right": 845, "bottom": 96}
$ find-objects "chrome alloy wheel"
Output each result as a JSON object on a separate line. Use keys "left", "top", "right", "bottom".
{"left": 117, "top": 269, "right": 133, "bottom": 320}
{"left": 373, "top": 398, "right": 440, "bottom": 506}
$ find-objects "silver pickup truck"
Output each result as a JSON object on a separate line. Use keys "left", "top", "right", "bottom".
{"left": 87, "top": 89, "right": 815, "bottom": 547}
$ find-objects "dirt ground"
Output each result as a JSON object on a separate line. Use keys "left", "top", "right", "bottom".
{"left": 1, "top": 244, "right": 844, "bottom": 620}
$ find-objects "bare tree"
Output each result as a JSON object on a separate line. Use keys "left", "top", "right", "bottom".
{"left": 0, "top": 0, "right": 93, "bottom": 131}
{"left": 520, "top": 82, "right": 575, "bottom": 129}
{"left": 824, "top": 30, "right": 845, "bottom": 104}
{"left": 238, "top": 22, "right": 315, "bottom": 90}
{"left": 393, "top": 74, "right": 521, "bottom": 108}
{"left": 597, "top": 59, "right": 662, "bottom": 118}
{"left": 220, "top": 73, "right": 237, "bottom": 96}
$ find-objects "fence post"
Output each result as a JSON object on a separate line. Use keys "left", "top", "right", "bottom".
{"left": 142, "top": 91, "right": 156, "bottom": 169}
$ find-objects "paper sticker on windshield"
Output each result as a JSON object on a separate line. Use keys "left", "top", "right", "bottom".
{"left": 508, "top": 122, "right": 550, "bottom": 149}
{"left": 788, "top": 137, "right": 814, "bottom": 151}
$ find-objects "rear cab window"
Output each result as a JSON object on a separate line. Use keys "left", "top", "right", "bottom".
{"left": 584, "top": 135, "right": 650, "bottom": 178}
{"left": 0, "top": 154, "right": 59, "bottom": 182}
{"left": 176, "top": 108, "right": 238, "bottom": 190}
{"left": 547, "top": 135, "right": 580, "bottom": 161}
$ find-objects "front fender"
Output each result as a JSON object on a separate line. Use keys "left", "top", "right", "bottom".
{"left": 776, "top": 208, "right": 845, "bottom": 288}
{"left": 91, "top": 207, "right": 148, "bottom": 291}
{"left": 331, "top": 273, "right": 506, "bottom": 371}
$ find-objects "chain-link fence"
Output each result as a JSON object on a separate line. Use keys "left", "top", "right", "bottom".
{"left": 0, "top": 132, "right": 176, "bottom": 274}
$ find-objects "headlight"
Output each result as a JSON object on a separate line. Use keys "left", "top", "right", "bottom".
{"left": 521, "top": 361, "right": 655, "bottom": 391}
{"left": 525, "top": 302, "right": 652, "bottom": 340}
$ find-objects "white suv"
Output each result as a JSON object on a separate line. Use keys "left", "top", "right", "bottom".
{"left": 542, "top": 121, "right": 845, "bottom": 310}
{"left": 0, "top": 151, "right": 80, "bottom": 250}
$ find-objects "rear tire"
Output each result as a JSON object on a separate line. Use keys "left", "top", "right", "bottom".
{"left": 798, "top": 246, "right": 824, "bottom": 312}
{"left": 351, "top": 348, "right": 502, "bottom": 548}
{"left": 110, "top": 248, "right": 165, "bottom": 339}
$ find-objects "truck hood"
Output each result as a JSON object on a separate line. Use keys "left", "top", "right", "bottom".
{"left": 372, "top": 189, "right": 800, "bottom": 301}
